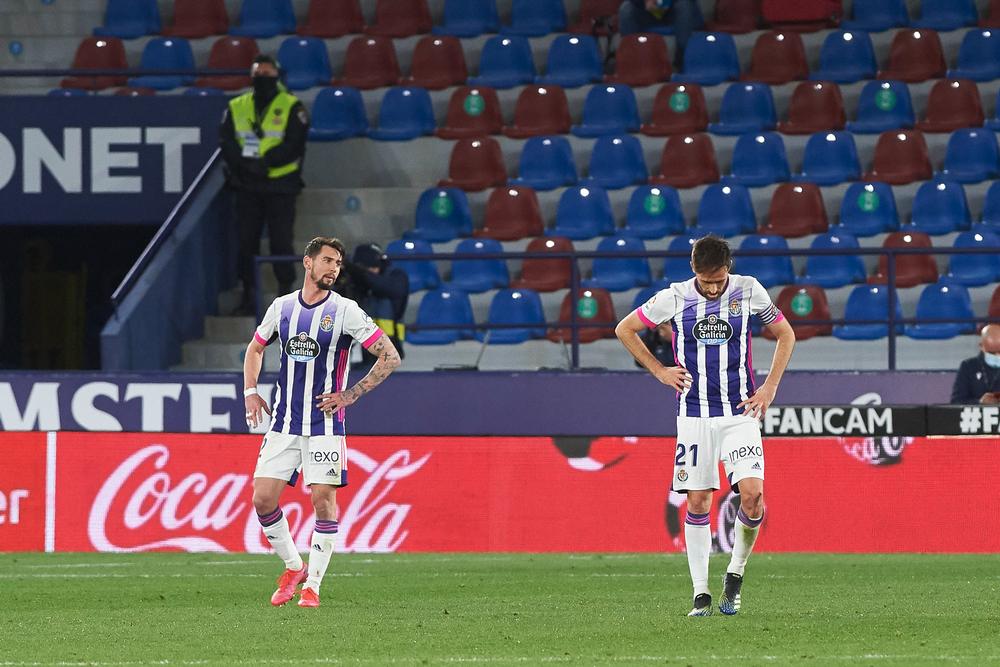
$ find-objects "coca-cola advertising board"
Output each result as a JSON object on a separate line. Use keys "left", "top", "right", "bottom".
{"left": 0, "top": 433, "right": 47, "bottom": 551}
{"left": 28, "top": 432, "right": 999, "bottom": 554}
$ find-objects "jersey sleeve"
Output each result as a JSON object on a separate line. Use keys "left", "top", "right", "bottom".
{"left": 343, "top": 300, "right": 384, "bottom": 349}
{"left": 635, "top": 289, "right": 677, "bottom": 328}
{"left": 749, "top": 278, "right": 784, "bottom": 326}
{"left": 253, "top": 300, "right": 280, "bottom": 346}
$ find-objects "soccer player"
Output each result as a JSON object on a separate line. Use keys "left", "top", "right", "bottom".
{"left": 615, "top": 235, "right": 795, "bottom": 617}
{"left": 243, "top": 237, "right": 401, "bottom": 608}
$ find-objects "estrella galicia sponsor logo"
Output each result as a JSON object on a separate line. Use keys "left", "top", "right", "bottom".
{"left": 727, "top": 445, "right": 763, "bottom": 463}
{"left": 676, "top": 469, "right": 688, "bottom": 482}
{"left": 285, "top": 331, "right": 320, "bottom": 362}
{"left": 692, "top": 314, "right": 733, "bottom": 345}
{"left": 312, "top": 450, "right": 340, "bottom": 464}
{"left": 319, "top": 314, "right": 334, "bottom": 332}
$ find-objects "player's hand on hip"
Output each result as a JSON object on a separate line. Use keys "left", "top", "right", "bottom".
{"left": 738, "top": 383, "right": 776, "bottom": 420}
{"left": 653, "top": 365, "right": 692, "bottom": 393}
{"left": 245, "top": 394, "right": 271, "bottom": 429}
{"left": 315, "top": 391, "right": 357, "bottom": 415}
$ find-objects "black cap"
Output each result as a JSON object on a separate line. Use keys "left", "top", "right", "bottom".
{"left": 353, "top": 243, "right": 386, "bottom": 269}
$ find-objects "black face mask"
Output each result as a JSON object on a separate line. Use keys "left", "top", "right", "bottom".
{"left": 252, "top": 76, "right": 278, "bottom": 98}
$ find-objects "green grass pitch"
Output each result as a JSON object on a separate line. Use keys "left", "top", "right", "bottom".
{"left": 1, "top": 553, "right": 998, "bottom": 666}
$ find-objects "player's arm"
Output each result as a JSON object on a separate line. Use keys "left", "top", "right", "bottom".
{"left": 315, "top": 333, "right": 401, "bottom": 414}
{"left": 615, "top": 311, "right": 691, "bottom": 393}
{"left": 739, "top": 317, "right": 795, "bottom": 420}
{"left": 243, "top": 335, "right": 272, "bottom": 428}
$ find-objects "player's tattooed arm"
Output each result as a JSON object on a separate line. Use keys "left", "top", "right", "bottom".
{"left": 315, "top": 335, "right": 401, "bottom": 414}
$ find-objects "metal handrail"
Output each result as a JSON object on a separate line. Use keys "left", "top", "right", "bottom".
{"left": 0, "top": 67, "right": 246, "bottom": 78}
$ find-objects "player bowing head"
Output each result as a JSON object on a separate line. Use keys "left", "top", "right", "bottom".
{"left": 690, "top": 235, "right": 733, "bottom": 301}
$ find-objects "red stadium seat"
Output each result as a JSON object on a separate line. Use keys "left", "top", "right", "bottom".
{"left": 164, "top": 0, "right": 228, "bottom": 38}
{"left": 863, "top": 130, "right": 932, "bottom": 185}
{"left": 640, "top": 83, "right": 708, "bottom": 136}
{"left": 762, "top": 285, "right": 832, "bottom": 340}
{"left": 606, "top": 34, "right": 671, "bottom": 87}
{"left": 762, "top": 0, "right": 843, "bottom": 32}
{"left": 195, "top": 36, "right": 259, "bottom": 89}
{"left": 331, "top": 36, "right": 401, "bottom": 89}
{"left": 741, "top": 31, "right": 809, "bottom": 84}
{"left": 512, "top": 237, "right": 575, "bottom": 292}
{"left": 298, "top": 0, "right": 365, "bottom": 37}
{"left": 475, "top": 186, "right": 545, "bottom": 241}
{"left": 366, "top": 0, "right": 432, "bottom": 38}
{"left": 404, "top": 35, "right": 468, "bottom": 90}
{"left": 877, "top": 29, "right": 946, "bottom": 83}
{"left": 649, "top": 133, "right": 720, "bottom": 188}
{"left": 915, "top": 79, "right": 985, "bottom": 133}
{"left": 759, "top": 183, "right": 830, "bottom": 238}
{"left": 436, "top": 86, "right": 504, "bottom": 139}
{"left": 567, "top": 0, "right": 621, "bottom": 35}
{"left": 707, "top": 0, "right": 762, "bottom": 33}
{"left": 503, "top": 85, "right": 572, "bottom": 138}
{"left": 61, "top": 37, "right": 128, "bottom": 90}
{"left": 439, "top": 137, "right": 508, "bottom": 191}
{"left": 869, "top": 231, "right": 939, "bottom": 288}
{"left": 547, "top": 288, "right": 618, "bottom": 343}
{"left": 988, "top": 284, "right": 1000, "bottom": 320}
{"left": 777, "top": 81, "right": 846, "bottom": 134}
{"left": 983, "top": 0, "right": 1000, "bottom": 27}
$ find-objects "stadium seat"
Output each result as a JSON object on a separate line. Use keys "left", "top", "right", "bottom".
{"left": 195, "top": 36, "right": 258, "bottom": 90}
{"left": 503, "top": 85, "right": 571, "bottom": 138}
{"left": 405, "top": 188, "right": 473, "bottom": 242}
{"left": 911, "top": 0, "right": 978, "bottom": 30}
{"left": 407, "top": 289, "right": 476, "bottom": 345}
{"left": 662, "top": 234, "right": 698, "bottom": 284}
{"left": 606, "top": 34, "right": 671, "bottom": 87}
{"left": 404, "top": 36, "right": 468, "bottom": 90}
{"left": 368, "top": 87, "right": 435, "bottom": 140}
{"left": 877, "top": 29, "right": 945, "bottom": 83}
{"left": 114, "top": 87, "right": 156, "bottom": 96}
{"left": 49, "top": 88, "right": 89, "bottom": 97}
{"left": 694, "top": 183, "right": 756, "bottom": 237}
{"left": 587, "top": 236, "right": 653, "bottom": 292}
{"left": 510, "top": 136, "right": 578, "bottom": 190}
{"left": 480, "top": 288, "right": 546, "bottom": 344}
{"left": 501, "top": 0, "right": 567, "bottom": 36}
{"left": 547, "top": 288, "right": 618, "bottom": 343}
{"left": 298, "top": 0, "right": 364, "bottom": 38}
{"left": 833, "top": 285, "right": 903, "bottom": 340}
{"left": 434, "top": 0, "right": 500, "bottom": 37}
{"left": 469, "top": 36, "right": 535, "bottom": 88}
{"left": 983, "top": 0, "right": 1000, "bottom": 28}
{"left": 946, "top": 230, "right": 1000, "bottom": 286}
{"left": 61, "top": 37, "right": 128, "bottom": 90}
{"left": 586, "top": 135, "right": 648, "bottom": 189}
{"left": 906, "top": 180, "right": 971, "bottom": 236}
{"left": 308, "top": 87, "right": 368, "bottom": 140}
{"left": 385, "top": 239, "right": 440, "bottom": 291}
{"left": 981, "top": 181, "right": 1000, "bottom": 229}
{"left": 763, "top": 285, "right": 832, "bottom": 340}
{"left": 777, "top": 82, "right": 846, "bottom": 135}
{"left": 810, "top": 31, "right": 877, "bottom": 83}
{"left": 736, "top": 235, "right": 795, "bottom": 288}
{"left": 841, "top": 0, "right": 909, "bottom": 31}
{"left": 94, "top": 0, "right": 160, "bottom": 39}
{"left": 741, "top": 31, "right": 809, "bottom": 85}
{"left": 723, "top": 132, "right": 790, "bottom": 188}
{"left": 537, "top": 35, "right": 603, "bottom": 88}
{"left": 512, "top": 237, "right": 574, "bottom": 291}
{"left": 948, "top": 29, "right": 1000, "bottom": 81}
{"left": 940, "top": 129, "right": 1000, "bottom": 184}
{"left": 915, "top": 79, "right": 984, "bottom": 133}
{"left": 567, "top": 0, "right": 621, "bottom": 35}
{"left": 864, "top": 130, "right": 932, "bottom": 185}
{"left": 623, "top": 185, "right": 685, "bottom": 239}
{"left": 708, "top": 83, "right": 777, "bottom": 135}
{"left": 640, "top": 83, "right": 708, "bottom": 136}
{"left": 436, "top": 86, "right": 503, "bottom": 139}
{"left": 799, "top": 232, "right": 866, "bottom": 288}
{"left": 794, "top": 131, "right": 861, "bottom": 185}
{"left": 870, "top": 231, "right": 938, "bottom": 287}
{"left": 549, "top": 185, "right": 615, "bottom": 240}
{"left": 572, "top": 85, "right": 640, "bottom": 137}
{"left": 439, "top": 137, "right": 508, "bottom": 191}
{"left": 128, "top": 38, "right": 195, "bottom": 90}
{"left": 707, "top": 0, "right": 761, "bottom": 33}
{"left": 476, "top": 186, "right": 545, "bottom": 241}
{"left": 760, "top": 183, "right": 829, "bottom": 237}
{"left": 837, "top": 182, "right": 899, "bottom": 237}
{"left": 989, "top": 284, "right": 1000, "bottom": 321}
{"left": 229, "top": 0, "right": 295, "bottom": 38}
{"left": 650, "top": 133, "right": 720, "bottom": 188}
{"left": 847, "top": 80, "right": 915, "bottom": 134}
{"left": 366, "top": 0, "right": 432, "bottom": 38}
{"left": 673, "top": 32, "right": 740, "bottom": 85}
{"left": 184, "top": 86, "right": 223, "bottom": 97}
{"left": 332, "top": 36, "right": 401, "bottom": 89}
{"left": 165, "top": 0, "right": 228, "bottom": 37}
{"left": 987, "top": 90, "right": 1000, "bottom": 130}
{"left": 762, "top": 0, "right": 842, "bottom": 30}
{"left": 276, "top": 37, "right": 332, "bottom": 90}
{"left": 904, "top": 282, "right": 976, "bottom": 339}
{"left": 446, "top": 239, "right": 510, "bottom": 293}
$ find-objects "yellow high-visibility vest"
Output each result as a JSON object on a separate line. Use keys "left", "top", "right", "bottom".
{"left": 229, "top": 90, "right": 301, "bottom": 179}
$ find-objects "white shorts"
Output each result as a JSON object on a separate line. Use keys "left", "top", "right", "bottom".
{"left": 253, "top": 432, "right": 348, "bottom": 487}
{"left": 673, "top": 415, "right": 764, "bottom": 493}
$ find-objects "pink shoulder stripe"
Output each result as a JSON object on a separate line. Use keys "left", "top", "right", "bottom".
{"left": 362, "top": 329, "right": 384, "bottom": 349}
{"left": 635, "top": 307, "right": 656, "bottom": 329}
{"left": 773, "top": 309, "right": 785, "bottom": 324}
{"left": 253, "top": 331, "right": 269, "bottom": 346}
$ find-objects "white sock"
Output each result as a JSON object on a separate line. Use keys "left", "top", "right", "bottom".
{"left": 684, "top": 511, "right": 712, "bottom": 597}
{"left": 305, "top": 520, "right": 339, "bottom": 592}
{"left": 258, "top": 508, "right": 303, "bottom": 571}
{"left": 727, "top": 507, "right": 763, "bottom": 577}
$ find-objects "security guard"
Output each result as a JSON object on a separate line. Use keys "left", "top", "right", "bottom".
{"left": 220, "top": 54, "right": 310, "bottom": 315}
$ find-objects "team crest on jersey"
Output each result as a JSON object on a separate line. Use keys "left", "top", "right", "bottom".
{"left": 728, "top": 299, "right": 742, "bottom": 317}
{"left": 319, "top": 314, "right": 334, "bottom": 332}
{"left": 676, "top": 469, "right": 688, "bottom": 482}
{"left": 692, "top": 314, "right": 733, "bottom": 346}
{"left": 285, "top": 331, "right": 320, "bottom": 362}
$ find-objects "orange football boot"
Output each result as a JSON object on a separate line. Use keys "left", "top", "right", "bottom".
{"left": 297, "top": 586, "right": 320, "bottom": 608}
{"left": 270, "top": 565, "right": 307, "bottom": 606}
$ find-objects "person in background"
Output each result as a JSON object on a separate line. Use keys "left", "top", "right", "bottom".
{"left": 339, "top": 242, "right": 409, "bottom": 371}
{"left": 618, "top": 0, "right": 704, "bottom": 69}
{"left": 950, "top": 324, "right": 1000, "bottom": 404}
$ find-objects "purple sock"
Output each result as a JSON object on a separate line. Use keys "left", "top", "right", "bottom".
{"left": 257, "top": 507, "right": 283, "bottom": 528}
{"left": 737, "top": 507, "right": 763, "bottom": 528}
{"left": 315, "top": 519, "right": 339, "bottom": 535}
{"left": 685, "top": 511, "right": 710, "bottom": 526}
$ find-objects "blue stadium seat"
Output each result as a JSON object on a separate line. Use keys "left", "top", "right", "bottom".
{"left": 468, "top": 35, "right": 535, "bottom": 88}
{"left": 798, "top": 232, "right": 866, "bottom": 288}
{"left": 510, "top": 136, "right": 577, "bottom": 191}
{"left": 48, "top": 88, "right": 89, "bottom": 97}
{"left": 537, "top": 35, "right": 602, "bottom": 88}
{"left": 841, "top": 0, "right": 909, "bottom": 31}
{"left": 549, "top": 185, "right": 615, "bottom": 240}
{"left": 847, "top": 80, "right": 915, "bottom": 134}
{"left": 632, "top": 284, "right": 667, "bottom": 311}
{"left": 837, "top": 182, "right": 899, "bottom": 237}
{"left": 810, "top": 31, "right": 877, "bottom": 83}
{"left": 980, "top": 181, "right": 1000, "bottom": 229}
{"left": 407, "top": 289, "right": 477, "bottom": 344}
{"left": 309, "top": 87, "right": 368, "bottom": 141}
{"left": 128, "top": 38, "right": 195, "bottom": 90}
{"left": 708, "top": 83, "right": 777, "bottom": 136}
{"left": 571, "top": 84, "right": 640, "bottom": 137}
{"left": 911, "top": 0, "right": 977, "bottom": 30}
{"left": 904, "top": 281, "right": 976, "bottom": 339}
{"left": 447, "top": 238, "right": 510, "bottom": 293}
{"left": 736, "top": 235, "right": 794, "bottom": 288}
{"left": 694, "top": 183, "right": 756, "bottom": 237}
{"left": 662, "top": 234, "right": 698, "bottom": 284}
{"left": 794, "top": 131, "right": 861, "bottom": 185}
{"left": 584, "top": 235, "right": 652, "bottom": 292}
{"left": 368, "top": 87, "right": 436, "bottom": 140}
{"left": 673, "top": 32, "right": 740, "bottom": 85}
{"left": 946, "top": 230, "right": 1000, "bottom": 287}
{"left": 433, "top": 0, "right": 499, "bottom": 37}
{"left": 500, "top": 0, "right": 567, "bottom": 36}
{"left": 94, "top": 0, "right": 160, "bottom": 39}
{"left": 585, "top": 135, "right": 647, "bottom": 189}
{"left": 480, "top": 288, "right": 546, "bottom": 343}
{"left": 723, "top": 132, "right": 790, "bottom": 188}
{"left": 948, "top": 30, "right": 1000, "bottom": 81}
{"left": 906, "top": 180, "right": 971, "bottom": 235}
{"left": 184, "top": 87, "right": 224, "bottom": 96}
{"left": 405, "top": 187, "right": 472, "bottom": 242}
{"left": 229, "top": 0, "right": 295, "bottom": 37}
{"left": 276, "top": 37, "right": 331, "bottom": 90}
{"left": 385, "top": 239, "right": 441, "bottom": 291}
{"left": 623, "top": 185, "right": 685, "bottom": 239}
{"left": 832, "top": 285, "right": 903, "bottom": 340}
{"left": 939, "top": 129, "right": 1000, "bottom": 184}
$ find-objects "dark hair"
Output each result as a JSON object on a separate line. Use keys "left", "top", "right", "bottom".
{"left": 252, "top": 54, "right": 279, "bottom": 68}
{"left": 691, "top": 234, "right": 732, "bottom": 273}
{"left": 304, "top": 237, "right": 346, "bottom": 260}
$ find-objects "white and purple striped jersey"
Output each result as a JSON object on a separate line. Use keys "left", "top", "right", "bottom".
{"left": 634, "top": 274, "right": 784, "bottom": 418}
{"left": 253, "top": 290, "right": 383, "bottom": 436}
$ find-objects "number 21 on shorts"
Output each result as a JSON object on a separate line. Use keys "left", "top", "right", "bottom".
{"left": 675, "top": 442, "right": 699, "bottom": 467}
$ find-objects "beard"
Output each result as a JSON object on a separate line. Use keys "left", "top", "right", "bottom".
{"left": 312, "top": 271, "right": 336, "bottom": 290}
